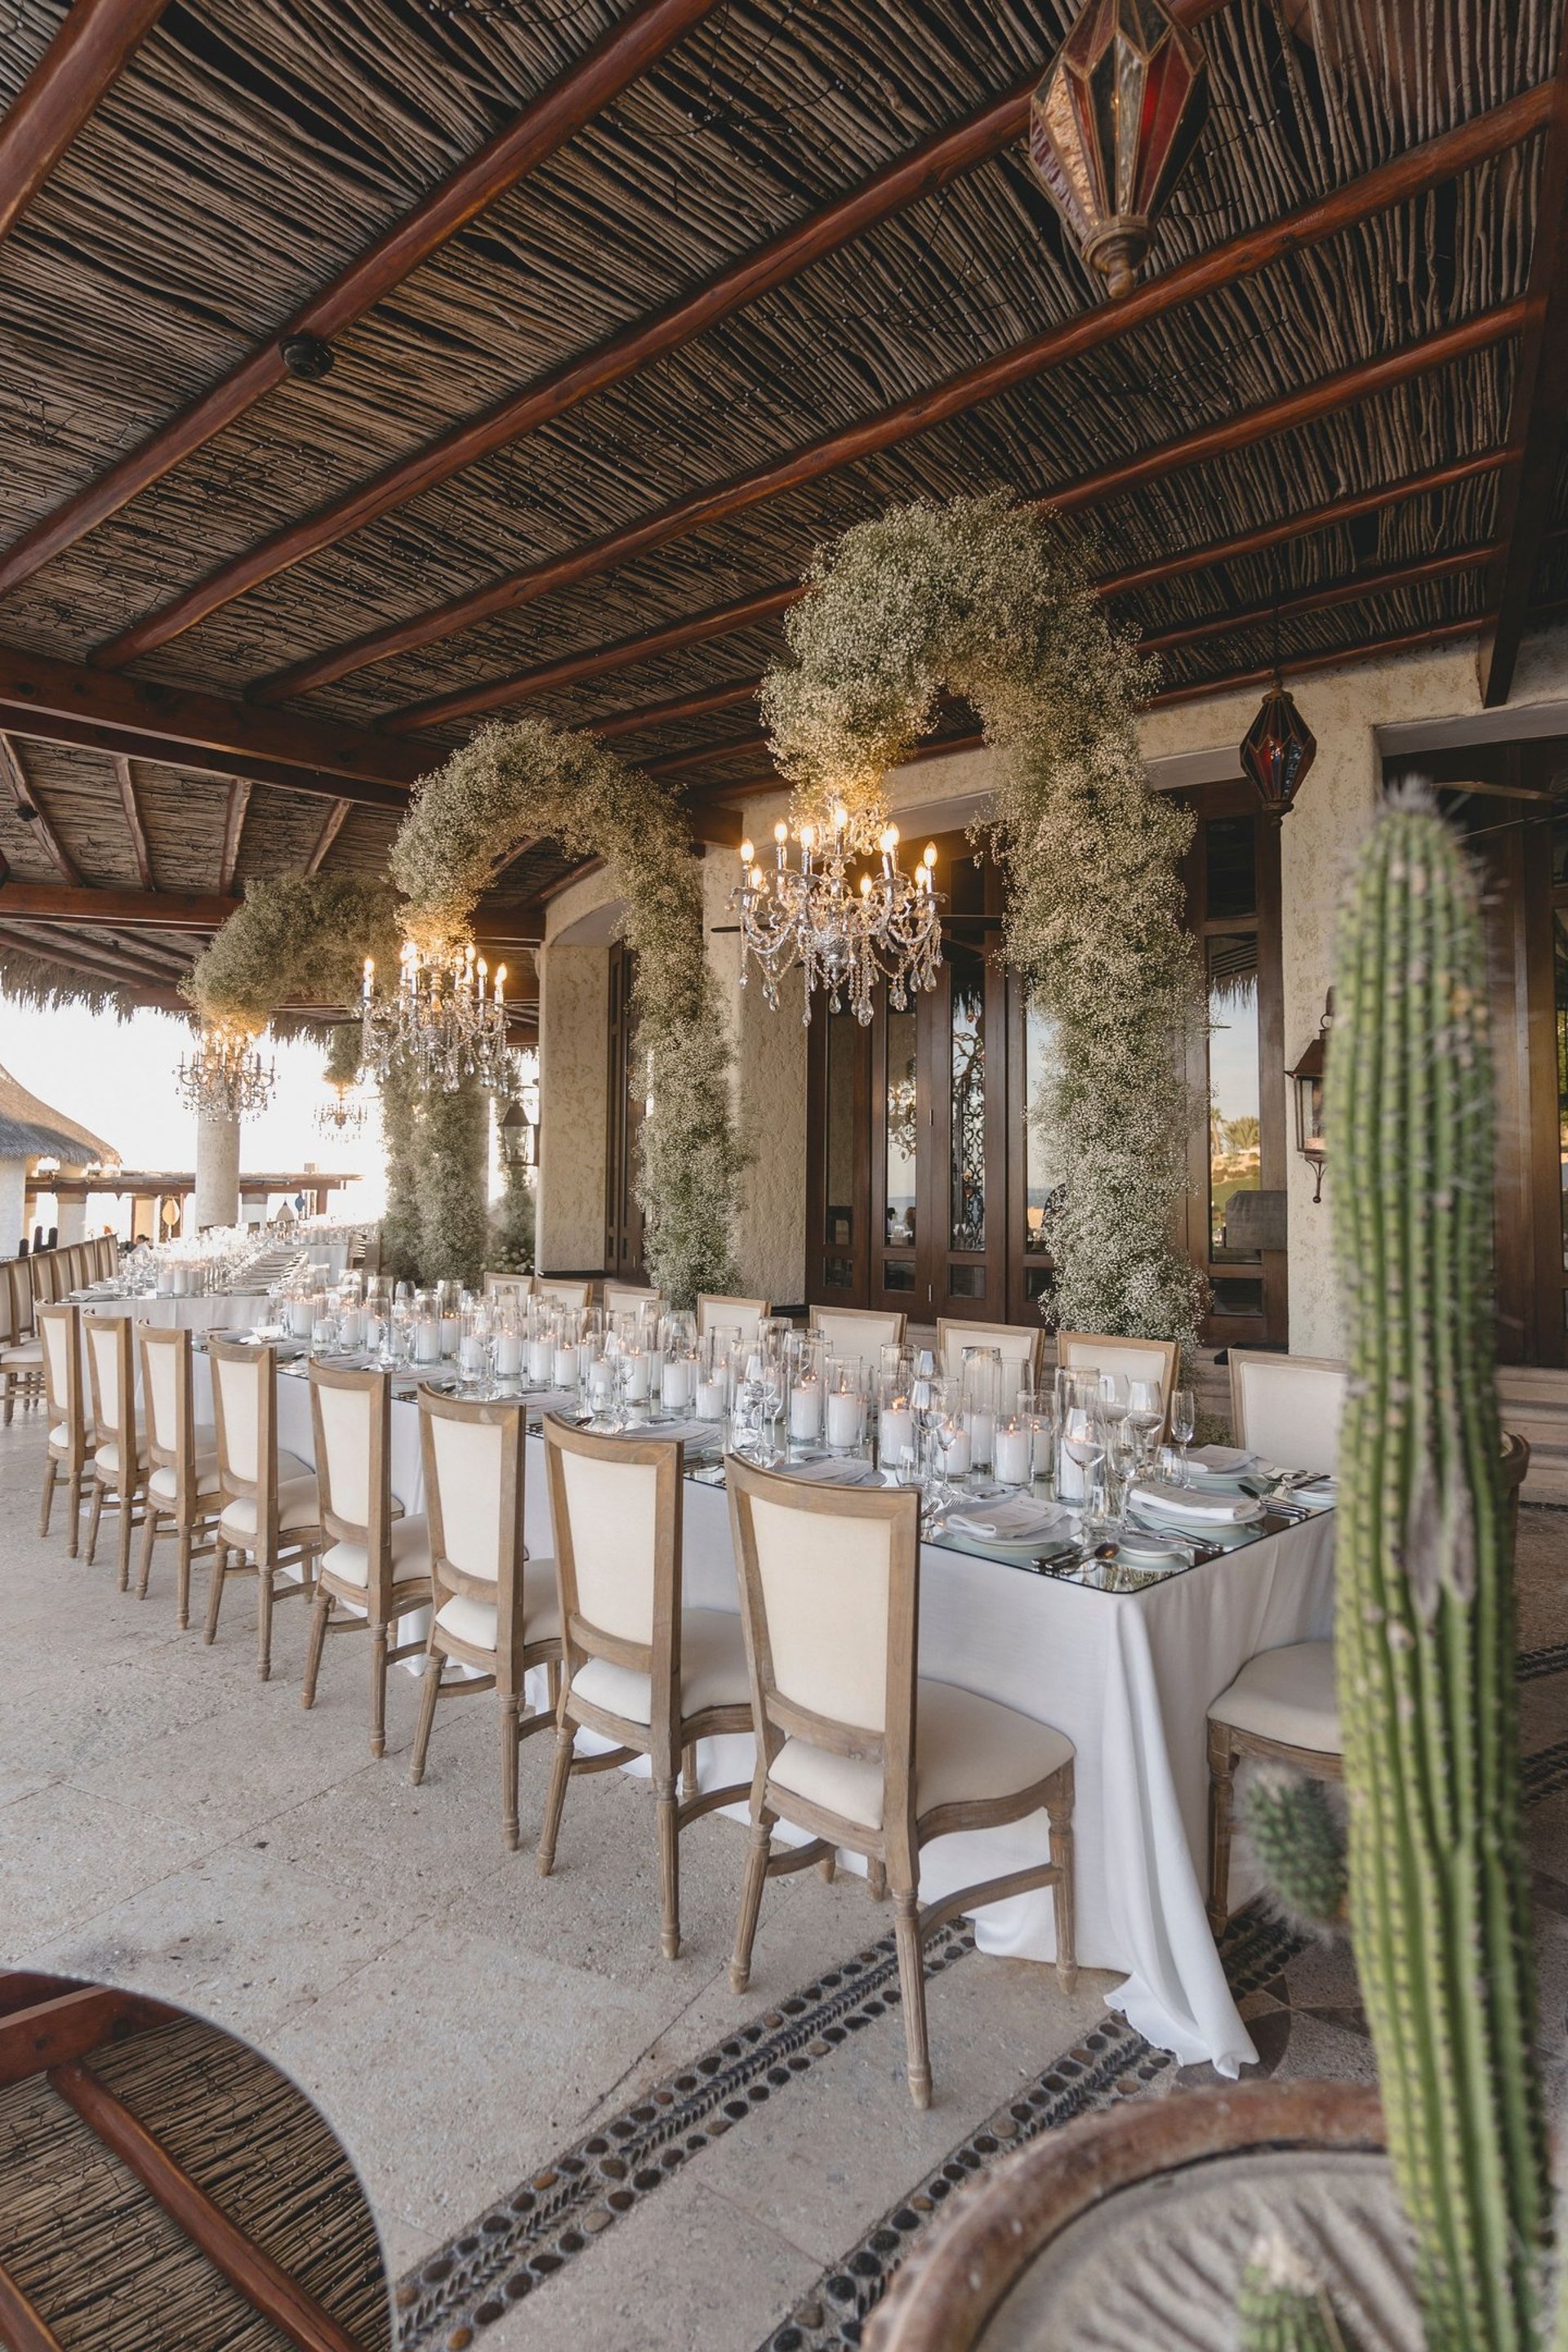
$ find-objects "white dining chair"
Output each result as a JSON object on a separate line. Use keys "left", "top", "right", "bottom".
{"left": 1227, "top": 1351, "right": 1346, "bottom": 1475}
{"left": 935, "top": 1317, "right": 1045, "bottom": 1390}
{"left": 604, "top": 1281, "right": 664, "bottom": 1318}
{"left": 207, "top": 1338, "right": 321, "bottom": 1679}
{"left": 808, "top": 1306, "right": 908, "bottom": 1360}
{"left": 696, "top": 1294, "right": 771, "bottom": 1345}
{"left": 2, "top": 1258, "right": 43, "bottom": 1423}
{"left": 1056, "top": 1330, "right": 1179, "bottom": 1434}
{"left": 137, "top": 1325, "right": 224, "bottom": 1626}
{"left": 83, "top": 1312, "right": 146, "bottom": 1590}
{"left": 305, "top": 1363, "right": 432, "bottom": 1757}
{"left": 37, "top": 1302, "right": 92, "bottom": 1555}
{"left": 534, "top": 1277, "right": 593, "bottom": 1311}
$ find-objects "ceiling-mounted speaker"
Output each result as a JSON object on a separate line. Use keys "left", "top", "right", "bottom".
{"left": 281, "top": 334, "right": 335, "bottom": 381}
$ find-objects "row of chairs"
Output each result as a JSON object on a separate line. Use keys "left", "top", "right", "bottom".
{"left": 33, "top": 1308, "right": 1076, "bottom": 2107}
{"left": 2, "top": 1237, "right": 118, "bottom": 1423}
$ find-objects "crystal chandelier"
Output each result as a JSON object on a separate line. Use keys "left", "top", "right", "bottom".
{"left": 360, "top": 938, "right": 510, "bottom": 1091}
{"left": 734, "top": 800, "right": 942, "bottom": 1026}
{"left": 316, "top": 1082, "right": 368, "bottom": 1137}
{"left": 176, "top": 1022, "right": 275, "bottom": 1118}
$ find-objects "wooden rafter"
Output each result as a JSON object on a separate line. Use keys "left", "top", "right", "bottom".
{"left": 0, "top": 883, "right": 236, "bottom": 928}
{"left": 0, "top": 733, "right": 82, "bottom": 884}
{"left": 111, "top": 753, "right": 154, "bottom": 888}
{"left": 592, "top": 679, "right": 762, "bottom": 740}
{"left": 0, "top": 2258, "right": 65, "bottom": 2352}
{"left": 0, "top": 1985, "right": 174, "bottom": 2091}
{"left": 1137, "top": 542, "right": 1495, "bottom": 656}
{"left": 254, "top": 91, "right": 1552, "bottom": 706}
{"left": 219, "top": 779, "right": 252, "bottom": 894}
{"left": 0, "top": 0, "right": 722, "bottom": 599}
{"left": 0, "top": 642, "right": 421, "bottom": 802}
{"left": 303, "top": 800, "right": 351, "bottom": 875}
{"left": 51, "top": 2060, "right": 369, "bottom": 2352}
{"left": 1479, "top": 2, "right": 1568, "bottom": 703}
{"left": 0, "top": 921, "right": 167, "bottom": 991}
{"left": 0, "top": 0, "right": 168, "bottom": 247}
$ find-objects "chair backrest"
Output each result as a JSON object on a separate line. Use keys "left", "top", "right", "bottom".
{"left": 483, "top": 1271, "right": 534, "bottom": 1306}
{"left": 309, "top": 1363, "right": 390, "bottom": 1558}
{"left": 1056, "top": 1330, "right": 1180, "bottom": 1433}
{"left": 420, "top": 1391, "right": 528, "bottom": 1683}
{"left": 209, "top": 1338, "right": 274, "bottom": 1500}
{"left": 1228, "top": 1351, "right": 1346, "bottom": 1474}
{"left": 542, "top": 1415, "right": 679, "bottom": 1724}
{"left": 697, "top": 1294, "right": 771, "bottom": 1344}
{"left": 38, "top": 1302, "right": 83, "bottom": 1448}
{"left": 85, "top": 1313, "right": 136, "bottom": 1461}
{"left": 0, "top": 1263, "right": 17, "bottom": 1348}
{"left": 139, "top": 1324, "right": 198, "bottom": 1508}
{"left": 95, "top": 1236, "right": 117, "bottom": 1279}
{"left": 726, "top": 1459, "right": 920, "bottom": 1864}
{"left": 936, "top": 1318, "right": 1045, "bottom": 1392}
{"left": 604, "top": 1282, "right": 664, "bottom": 1318}
{"left": 8, "top": 1256, "right": 37, "bottom": 1335}
{"left": 808, "top": 1306, "right": 908, "bottom": 1362}
{"left": 534, "top": 1277, "right": 592, "bottom": 1311}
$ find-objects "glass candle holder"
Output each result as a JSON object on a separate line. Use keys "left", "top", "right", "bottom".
{"left": 493, "top": 1306, "right": 523, "bottom": 1384}
{"left": 1018, "top": 1387, "right": 1058, "bottom": 1498}
{"left": 992, "top": 1408, "right": 1032, "bottom": 1490}
{"left": 960, "top": 1348, "right": 1001, "bottom": 1483}
{"left": 823, "top": 1356, "right": 868, "bottom": 1455}
{"left": 412, "top": 1290, "right": 443, "bottom": 1366}
{"left": 876, "top": 1371, "right": 917, "bottom": 1478}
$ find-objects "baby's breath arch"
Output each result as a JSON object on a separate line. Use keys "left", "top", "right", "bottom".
{"left": 762, "top": 495, "right": 1203, "bottom": 1348}
{"left": 185, "top": 875, "right": 403, "bottom": 1044}
{"left": 390, "top": 720, "right": 743, "bottom": 1306}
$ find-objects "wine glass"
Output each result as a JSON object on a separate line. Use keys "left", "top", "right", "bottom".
{"left": 1062, "top": 1383, "right": 1108, "bottom": 1536}
{"left": 1124, "top": 1378, "right": 1163, "bottom": 1471}
{"left": 921, "top": 1381, "right": 961, "bottom": 1523}
{"left": 1169, "top": 1388, "right": 1196, "bottom": 1487}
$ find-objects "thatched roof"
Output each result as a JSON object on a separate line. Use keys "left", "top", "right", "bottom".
{"left": 0, "top": 1059, "right": 115, "bottom": 1163}
{"left": 0, "top": 0, "right": 1561, "bottom": 1004}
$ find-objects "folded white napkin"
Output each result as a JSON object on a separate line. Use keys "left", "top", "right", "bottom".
{"left": 944, "top": 1498, "right": 1071, "bottom": 1543}
{"left": 609, "top": 1415, "right": 713, "bottom": 1446}
{"left": 1187, "top": 1445, "right": 1254, "bottom": 1477}
{"left": 777, "top": 1455, "right": 880, "bottom": 1486}
{"left": 1129, "top": 1479, "right": 1263, "bottom": 1525}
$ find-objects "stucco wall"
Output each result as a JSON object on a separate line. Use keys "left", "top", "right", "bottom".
{"left": 537, "top": 895, "right": 611, "bottom": 1270}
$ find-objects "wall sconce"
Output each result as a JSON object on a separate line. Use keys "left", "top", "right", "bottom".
{"left": 1288, "top": 995, "right": 1332, "bottom": 1202}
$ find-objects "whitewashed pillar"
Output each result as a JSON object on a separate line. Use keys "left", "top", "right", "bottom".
{"left": 194, "top": 1109, "right": 241, "bottom": 1231}
{"left": 0, "top": 1159, "right": 24, "bottom": 1257}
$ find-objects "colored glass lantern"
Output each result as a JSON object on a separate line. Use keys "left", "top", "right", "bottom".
{"left": 1028, "top": 0, "right": 1209, "bottom": 297}
{"left": 1241, "top": 683, "right": 1317, "bottom": 817}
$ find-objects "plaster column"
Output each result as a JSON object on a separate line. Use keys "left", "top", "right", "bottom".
{"left": 194, "top": 1108, "right": 241, "bottom": 1231}
{"left": 703, "top": 844, "right": 808, "bottom": 1305}
{"left": 0, "top": 1158, "right": 24, "bottom": 1257}
{"left": 55, "top": 1195, "right": 87, "bottom": 1245}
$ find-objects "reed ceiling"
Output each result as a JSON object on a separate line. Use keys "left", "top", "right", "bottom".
{"left": 0, "top": 0, "right": 1562, "bottom": 1007}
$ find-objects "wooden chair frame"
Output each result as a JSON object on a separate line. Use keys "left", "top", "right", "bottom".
{"left": 533, "top": 1277, "right": 592, "bottom": 1310}
{"left": 410, "top": 1390, "right": 564, "bottom": 1847}
{"left": 304, "top": 1362, "right": 431, "bottom": 1757}
{"left": 2, "top": 1258, "right": 43, "bottom": 1423}
{"left": 537, "top": 1415, "right": 752, "bottom": 1958}
{"left": 696, "top": 1294, "right": 772, "bottom": 1339}
{"left": 724, "top": 1459, "right": 1076, "bottom": 2108}
{"left": 82, "top": 1312, "right": 146, "bottom": 1590}
{"left": 1056, "top": 1329, "right": 1181, "bottom": 1438}
{"left": 37, "top": 1302, "right": 92, "bottom": 1556}
{"left": 207, "top": 1338, "right": 322, "bottom": 1679}
{"left": 483, "top": 1271, "right": 534, "bottom": 1305}
{"left": 935, "top": 1317, "right": 1047, "bottom": 1392}
{"left": 137, "top": 1325, "right": 222, "bottom": 1626}
{"left": 808, "top": 1305, "right": 909, "bottom": 1354}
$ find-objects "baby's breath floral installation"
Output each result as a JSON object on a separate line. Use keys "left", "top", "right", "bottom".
{"left": 323, "top": 1019, "right": 363, "bottom": 1089}
{"left": 390, "top": 719, "right": 743, "bottom": 1306}
{"left": 184, "top": 875, "right": 402, "bottom": 1036}
{"left": 763, "top": 494, "right": 1204, "bottom": 1350}
{"left": 378, "top": 1048, "right": 424, "bottom": 1285}
{"left": 490, "top": 1163, "right": 536, "bottom": 1274}
{"left": 417, "top": 1076, "right": 489, "bottom": 1288}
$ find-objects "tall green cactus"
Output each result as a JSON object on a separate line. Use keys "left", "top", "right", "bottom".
{"left": 1325, "top": 798, "right": 1549, "bottom": 2349}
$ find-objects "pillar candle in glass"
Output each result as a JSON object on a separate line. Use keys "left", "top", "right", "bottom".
{"left": 993, "top": 1409, "right": 1032, "bottom": 1490}
{"left": 694, "top": 1330, "right": 729, "bottom": 1423}
{"left": 877, "top": 1373, "right": 916, "bottom": 1477}
{"left": 787, "top": 1331, "right": 824, "bottom": 1445}
{"left": 552, "top": 1308, "right": 581, "bottom": 1390}
{"left": 824, "top": 1358, "right": 866, "bottom": 1454}
{"left": 960, "top": 1348, "right": 1000, "bottom": 1481}
{"left": 494, "top": 1307, "right": 523, "bottom": 1382}
{"left": 662, "top": 1346, "right": 696, "bottom": 1411}
{"left": 526, "top": 1301, "right": 553, "bottom": 1384}
{"left": 1019, "top": 1388, "right": 1057, "bottom": 1497}
{"left": 413, "top": 1290, "right": 442, "bottom": 1366}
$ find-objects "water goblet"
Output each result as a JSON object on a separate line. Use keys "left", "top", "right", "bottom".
{"left": 1170, "top": 1387, "right": 1196, "bottom": 1487}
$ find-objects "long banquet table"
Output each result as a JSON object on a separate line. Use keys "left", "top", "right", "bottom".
{"left": 189, "top": 1355, "right": 1333, "bottom": 2078}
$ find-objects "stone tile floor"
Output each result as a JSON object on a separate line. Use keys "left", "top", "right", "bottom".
{"left": 1, "top": 1408, "right": 1563, "bottom": 2352}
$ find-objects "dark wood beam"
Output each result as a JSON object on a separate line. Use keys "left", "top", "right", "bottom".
{"left": 302, "top": 799, "right": 351, "bottom": 875}
{"left": 0, "top": 881, "right": 237, "bottom": 928}
{"left": 50, "top": 2060, "right": 368, "bottom": 2352}
{"left": 219, "top": 778, "right": 251, "bottom": 893}
{"left": 0, "top": 0, "right": 168, "bottom": 246}
{"left": 0, "top": 1984, "right": 173, "bottom": 2090}
{"left": 0, "top": 642, "right": 422, "bottom": 802}
{"left": 256, "top": 89, "right": 1553, "bottom": 705}
{"left": 648, "top": 732, "right": 766, "bottom": 777}
{"left": 95, "top": 81, "right": 1041, "bottom": 666}
{"left": 0, "top": 2258, "right": 65, "bottom": 2352}
{"left": 592, "top": 679, "right": 761, "bottom": 739}
{"left": 0, "top": 0, "right": 721, "bottom": 598}
{"left": 0, "top": 733, "right": 82, "bottom": 884}
{"left": 0, "top": 922, "right": 163, "bottom": 991}
{"left": 1479, "top": 7, "right": 1568, "bottom": 702}
{"left": 111, "top": 751, "right": 154, "bottom": 887}
{"left": 1138, "top": 542, "right": 1495, "bottom": 656}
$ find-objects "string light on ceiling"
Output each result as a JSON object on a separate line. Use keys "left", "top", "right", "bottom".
{"left": 360, "top": 938, "right": 510, "bottom": 1092}
{"left": 734, "top": 803, "right": 942, "bottom": 1026}
{"left": 176, "top": 1022, "right": 275, "bottom": 1120}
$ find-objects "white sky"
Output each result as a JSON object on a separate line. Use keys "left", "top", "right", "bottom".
{"left": 0, "top": 1000, "right": 388, "bottom": 1225}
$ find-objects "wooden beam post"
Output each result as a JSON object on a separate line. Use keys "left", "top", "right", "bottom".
{"left": 0, "top": 733, "right": 82, "bottom": 884}
{"left": 0, "top": 2260, "right": 65, "bottom": 2352}
{"left": 1479, "top": 2, "right": 1568, "bottom": 704}
{"left": 0, "top": 0, "right": 168, "bottom": 246}
{"left": 0, "top": 1984, "right": 174, "bottom": 2090}
{"left": 111, "top": 752, "right": 154, "bottom": 887}
{"left": 219, "top": 780, "right": 251, "bottom": 894}
{"left": 302, "top": 800, "right": 351, "bottom": 875}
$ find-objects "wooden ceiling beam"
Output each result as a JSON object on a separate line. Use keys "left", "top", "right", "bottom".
{"left": 1138, "top": 541, "right": 1495, "bottom": 655}
{"left": 302, "top": 799, "right": 351, "bottom": 875}
{"left": 0, "top": 881, "right": 236, "bottom": 928}
{"left": 51, "top": 2060, "right": 368, "bottom": 2352}
{"left": 111, "top": 751, "right": 154, "bottom": 887}
{"left": 0, "top": 2258, "right": 65, "bottom": 2352}
{"left": 0, "top": 0, "right": 722, "bottom": 598}
{"left": 219, "top": 779, "right": 251, "bottom": 894}
{"left": 257, "top": 88, "right": 1552, "bottom": 706}
{"left": 0, "top": 1983, "right": 173, "bottom": 2090}
{"left": 592, "top": 679, "right": 761, "bottom": 739}
{"left": 0, "top": 733, "right": 82, "bottom": 884}
{"left": 0, "top": 642, "right": 422, "bottom": 802}
{"left": 0, "top": 0, "right": 168, "bottom": 247}
{"left": 648, "top": 732, "right": 766, "bottom": 777}
{"left": 0, "top": 922, "right": 167, "bottom": 991}
{"left": 0, "top": 918, "right": 182, "bottom": 986}
{"left": 1479, "top": 6, "right": 1568, "bottom": 703}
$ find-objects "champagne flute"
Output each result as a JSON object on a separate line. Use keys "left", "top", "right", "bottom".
{"left": 1170, "top": 1387, "right": 1196, "bottom": 1487}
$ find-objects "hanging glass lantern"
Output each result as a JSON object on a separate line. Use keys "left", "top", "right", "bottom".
{"left": 1241, "top": 682, "right": 1317, "bottom": 818}
{"left": 1029, "top": 0, "right": 1209, "bottom": 298}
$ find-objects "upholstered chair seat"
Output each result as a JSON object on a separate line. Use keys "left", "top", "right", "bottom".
{"left": 3, "top": 1339, "right": 42, "bottom": 1365}
{"left": 49, "top": 1419, "right": 96, "bottom": 1450}
{"left": 93, "top": 1436, "right": 149, "bottom": 1477}
{"left": 320, "top": 1513, "right": 431, "bottom": 1589}
{"left": 433, "top": 1553, "right": 559, "bottom": 1656}
{"left": 147, "top": 1428, "right": 220, "bottom": 1503}
{"left": 218, "top": 1473, "right": 320, "bottom": 1544}
{"left": 772, "top": 1679, "right": 1076, "bottom": 1835}
{"left": 1208, "top": 1642, "right": 1339, "bottom": 1754}
{"left": 571, "top": 1607, "right": 748, "bottom": 1728}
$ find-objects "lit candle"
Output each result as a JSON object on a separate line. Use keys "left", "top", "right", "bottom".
{"left": 695, "top": 1376, "right": 725, "bottom": 1421}
{"left": 994, "top": 1426, "right": 1031, "bottom": 1486}
{"left": 946, "top": 1428, "right": 972, "bottom": 1477}
{"left": 964, "top": 1409, "right": 995, "bottom": 1468}
{"left": 663, "top": 1356, "right": 693, "bottom": 1410}
{"left": 623, "top": 1348, "right": 649, "bottom": 1401}
{"left": 527, "top": 1334, "right": 552, "bottom": 1382}
{"left": 495, "top": 1329, "right": 523, "bottom": 1377}
{"left": 878, "top": 1404, "right": 915, "bottom": 1471}
{"left": 459, "top": 1334, "right": 484, "bottom": 1375}
{"left": 415, "top": 1316, "right": 441, "bottom": 1364}
{"left": 826, "top": 1390, "right": 861, "bottom": 1450}
{"left": 553, "top": 1342, "right": 579, "bottom": 1388}
{"left": 789, "top": 1376, "right": 822, "bottom": 1442}
{"left": 587, "top": 1355, "right": 614, "bottom": 1402}
{"left": 440, "top": 1313, "right": 459, "bottom": 1358}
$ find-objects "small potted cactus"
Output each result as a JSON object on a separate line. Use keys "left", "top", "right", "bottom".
{"left": 867, "top": 796, "right": 1557, "bottom": 2352}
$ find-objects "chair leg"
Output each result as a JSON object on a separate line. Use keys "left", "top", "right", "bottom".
{"left": 537, "top": 1725, "right": 574, "bottom": 1877}
{"left": 176, "top": 1525, "right": 194, "bottom": 1631}
{"left": 302, "top": 1591, "right": 332, "bottom": 1709}
{"left": 1207, "top": 1720, "right": 1236, "bottom": 1936}
{"left": 546, "top": 1655, "right": 561, "bottom": 1713}
{"left": 204, "top": 1545, "right": 229, "bottom": 1646}
{"left": 369, "top": 1622, "right": 389, "bottom": 1758}
{"left": 1046, "top": 1775, "right": 1078, "bottom": 1995}
{"left": 655, "top": 1775, "right": 680, "bottom": 1960}
{"left": 892, "top": 1886, "right": 932, "bottom": 2109}
{"left": 39, "top": 1455, "right": 56, "bottom": 1538}
{"left": 867, "top": 1856, "right": 888, "bottom": 1902}
{"left": 681, "top": 1739, "right": 698, "bottom": 1802}
{"left": 120, "top": 1488, "right": 140, "bottom": 1593}
{"left": 136, "top": 1499, "right": 158, "bottom": 1598}
{"left": 66, "top": 1467, "right": 83, "bottom": 1557}
{"left": 84, "top": 1481, "right": 104, "bottom": 1565}
{"left": 728, "top": 1813, "right": 773, "bottom": 1994}
{"left": 499, "top": 1691, "right": 520, "bottom": 1851}
{"left": 410, "top": 1648, "right": 443, "bottom": 1787}
{"left": 256, "top": 1558, "right": 275, "bottom": 1680}
{"left": 2, "top": 1374, "right": 12, "bottom": 1428}
{"left": 818, "top": 1849, "right": 836, "bottom": 1884}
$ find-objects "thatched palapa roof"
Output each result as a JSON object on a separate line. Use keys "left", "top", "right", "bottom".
{"left": 0, "top": 1059, "right": 115, "bottom": 1164}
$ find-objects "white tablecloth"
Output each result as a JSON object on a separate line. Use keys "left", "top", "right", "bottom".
{"left": 82, "top": 1294, "right": 264, "bottom": 1332}
{"left": 200, "top": 1374, "right": 1332, "bottom": 2074}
